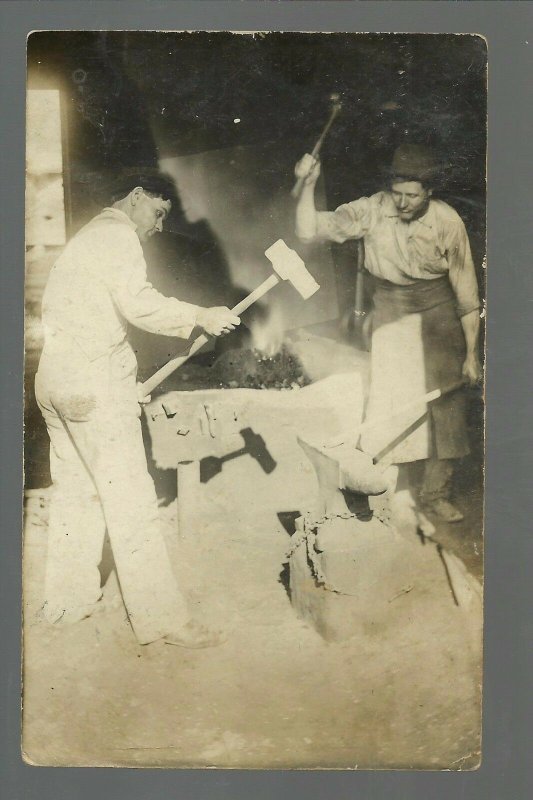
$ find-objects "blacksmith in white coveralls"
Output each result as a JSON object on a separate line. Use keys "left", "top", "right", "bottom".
{"left": 294, "top": 145, "right": 482, "bottom": 522}
{"left": 35, "top": 174, "right": 240, "bottom": 647}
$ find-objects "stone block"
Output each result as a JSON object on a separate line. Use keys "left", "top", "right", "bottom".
{"left": 289, "top": 515, "right": 482, "bottom": 650}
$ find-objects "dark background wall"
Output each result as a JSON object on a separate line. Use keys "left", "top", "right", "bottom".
{"left": 27, "top": 31, "right": 487, "bottom": 333}
{"left": 26, "top": 31, "right": 486, "bottom": 240}
{"left": 25, "top": 31, "right": 487, "bottom": 488}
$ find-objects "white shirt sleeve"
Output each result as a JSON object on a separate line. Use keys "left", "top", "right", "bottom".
{"left": 445, "top": 219, "right": 480, "bottom": 317}
{"left": 315, "top": 197, "right": 374, "bottom": 243}
{"left": 99, "top": 226, "right": 201, "bottom": 338}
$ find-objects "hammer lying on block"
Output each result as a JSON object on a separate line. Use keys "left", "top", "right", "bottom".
{"left": 141, "top": 239, "right": 320, "bottom": 397}
{"left": 322, "top": 380, "right": 467, "bottom": 463}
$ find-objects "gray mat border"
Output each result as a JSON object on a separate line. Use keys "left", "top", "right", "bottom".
{"left": 1, "top": 1, "right": 531, "bottom": 798}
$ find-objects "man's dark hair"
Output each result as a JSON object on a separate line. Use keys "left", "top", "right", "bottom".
{"left": 107, "top": 171, "right": 176, "bottom": 205}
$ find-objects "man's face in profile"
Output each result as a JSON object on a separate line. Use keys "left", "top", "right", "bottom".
{"left": 131, "top": 191, "right": 171, "bottom": 241}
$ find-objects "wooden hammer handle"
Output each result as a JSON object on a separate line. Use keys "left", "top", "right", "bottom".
{"left": 291, "top": 102, "right": 342, "bottom": 198}
{"left": 140, "top": 273, "right": 280, "bottom": 396}
{"left": 323, "top": 380, "right": 466, "bottom": 454}
{"left": 231, "top": 273, "right": 279, "bottom": 316}
{"left": 369, "top": 380, "right": 466, "bottom": 463}
{"left": 141, "top": 334, "right": 210, "bottom": 396}
{"left": 361, "top": 380, "right": 466, "bottom": 439}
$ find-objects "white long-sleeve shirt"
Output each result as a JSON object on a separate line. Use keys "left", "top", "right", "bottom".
{"left": 315, "top": 191, "right": 480, "bottom": 317}
{"left": 41, "top": 207, "right": 201, "bottom": 362}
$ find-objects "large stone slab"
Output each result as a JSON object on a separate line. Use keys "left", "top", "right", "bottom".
{"left": 145, "top": 372, "right": 366, "bottom": 470}
{"left": 290, "top": 515, "right": 482, "bottom": 661}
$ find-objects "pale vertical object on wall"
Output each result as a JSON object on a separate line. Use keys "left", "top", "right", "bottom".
{"left": 26, "top": 89, "right": 67, "bottom": 247}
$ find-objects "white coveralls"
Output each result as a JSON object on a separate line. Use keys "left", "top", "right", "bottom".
{"left": 35, "top": 207, "right": 201, "bottom": 644}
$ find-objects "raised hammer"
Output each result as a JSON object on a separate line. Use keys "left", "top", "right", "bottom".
{"left": 141, "top": 239, "right": 320, "bottom": 396}
{"left": 291, "top": 93, "right": 342, "bottom": 198}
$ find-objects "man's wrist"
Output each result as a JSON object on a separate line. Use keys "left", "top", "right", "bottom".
{"left": 195, "top": 308, "right": 207, "bottom": 329}
{"left": 301, "top": 179, "right": 318, "bottom": 192}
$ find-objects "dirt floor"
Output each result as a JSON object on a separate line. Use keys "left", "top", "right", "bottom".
{"left": 22, "top": 337, "right": 483, "bottom": 769}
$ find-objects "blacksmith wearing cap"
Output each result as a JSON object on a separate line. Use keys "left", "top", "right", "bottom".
{"left": 294, "top": 144, "right": 482, "bottom": 522}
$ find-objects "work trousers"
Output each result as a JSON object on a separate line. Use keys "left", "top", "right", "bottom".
{"left": 35, "top": 342, "right": 190, "bottom": 644}
{"left": 419, "top": 457, "right": 454, "bottom": 503}
{"left": 397, "top": 457, "right": 455, "bottom": 504}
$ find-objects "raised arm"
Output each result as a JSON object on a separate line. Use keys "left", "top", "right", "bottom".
{"left": 294, "top": 155, "right": 374, "bottom": 245}
{"left": 294, "top": 154, "right": 322, "bottom": 242}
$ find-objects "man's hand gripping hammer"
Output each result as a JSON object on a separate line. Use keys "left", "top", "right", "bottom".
{"left": 140, "top": 240, "right": 320, "bottom": 398}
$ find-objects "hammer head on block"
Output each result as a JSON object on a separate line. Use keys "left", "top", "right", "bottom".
{"left": 265, "top": 239, "right": 320, "bottom": 300}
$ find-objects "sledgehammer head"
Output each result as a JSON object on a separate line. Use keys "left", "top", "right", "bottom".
{"left": 264, "top": 239, "right": 320, "bottom": 300}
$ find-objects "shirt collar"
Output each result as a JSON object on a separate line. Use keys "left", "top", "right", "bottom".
{"left": 384, "top": 194, "right": 434, "bottom": 229}
{"left": 101, "top": 206, "right": 138, "bottom": 232}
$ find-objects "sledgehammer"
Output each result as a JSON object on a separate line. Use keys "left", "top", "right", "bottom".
{"left": 320, "top": 380, "right": 467, "bottom": 461}
{"left": 141, "top": 239, "right": 320, "bottom": 396}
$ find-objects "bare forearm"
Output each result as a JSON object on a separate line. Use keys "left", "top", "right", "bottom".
{"left": 295, "top": 183, "right": 319, "bottom": 242}
{"left": 460, "top": 309, "right": 480, "bottom": 355}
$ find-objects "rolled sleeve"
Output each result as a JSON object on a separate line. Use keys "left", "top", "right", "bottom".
{"left": 446, "top": 220, "right": 480, "bottom": 317}
{"left": 101, "top": 228, "right": 201, "bottom": 338}
{"left": 315, "top": 197, "right": 373, "bottom": 243}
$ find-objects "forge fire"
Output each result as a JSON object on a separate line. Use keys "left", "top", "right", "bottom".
{"left": 159, "top": 342, "right": 312, "bottom": 392}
